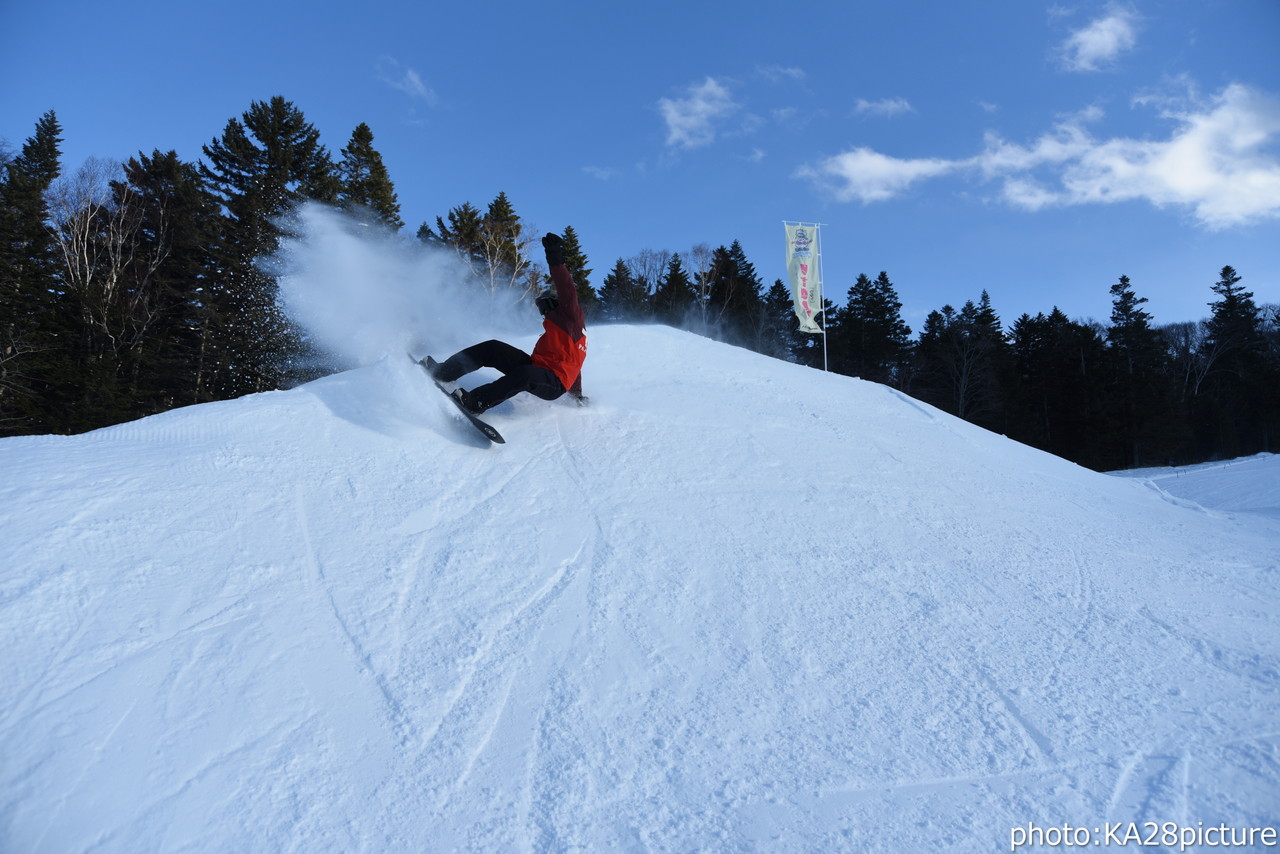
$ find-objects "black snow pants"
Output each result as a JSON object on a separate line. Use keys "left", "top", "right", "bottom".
{"left": 435, "top": 340, "right": 565, "bottom": 413}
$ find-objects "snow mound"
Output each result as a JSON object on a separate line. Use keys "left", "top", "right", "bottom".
{"left": 2, "top": 325, "right": 1277, "bottom": 852}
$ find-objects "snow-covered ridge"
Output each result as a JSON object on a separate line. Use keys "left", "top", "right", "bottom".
{"left": 2, "top": 325, "right": 1277, "bottom": 852}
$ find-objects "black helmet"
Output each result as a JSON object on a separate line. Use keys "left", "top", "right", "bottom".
{"left": 535, "top": 289, "right": 559, "bottom": 315}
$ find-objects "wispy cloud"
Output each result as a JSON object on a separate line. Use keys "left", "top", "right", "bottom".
{"left": 377, "top": 57, "right": 438, "bottom": 104}
{"left": 799, "top": 84, "right": 1280, "bottom": 228}
{"left": 583, "top": 165, "right": 620, "bottom": 181}
{"left": 757, "top": 65, "right": 806, "bottom": 83}
{"left": 796, "top": 148, "right": 958, "bottom": 203}
{"left": 854, "top": 97, "right": 915, "bottom": 118}
{"left": 1060, "top": 7, "right": 1138, "bottom": 72}
{"left": 659, "top": 77, "right": 738, "bottom": 149}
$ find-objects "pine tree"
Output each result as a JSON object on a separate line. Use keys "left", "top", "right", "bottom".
{"left": 912, "top": 292, "right": 1008, "bottom": 429}
{"left": 598, "top": 258, "right": 647, "bottom": 322}
{"left": 1205, "top": 266, "right": 1263, "bottom": 362}
{"left": 728, "top": 240, "right": 766, "bottom": 350}
{"left": 113, "top": 150, "right": 221, "bottom": 411}
{"left": 337, "top": 122, "right": 402, "bottom": 229}
{"left": 420, "top": 201, "right": 486, "bottom": 276}
{"left": 1198, "top": 266, "right": 1269, "bottom": 458}
{"left": 704, "top": 241, "right": 764, "bottom": 346}
{"left": 1104, "top": 275, "right": 1178, "bottom": 467}
{"left": 761, "top": 278, "right": 809, "bottom": 361}
{"left": 200, "top": 96, "right": 339, "bottom": 397}
{"left": 652, "top": 253, "right": 695, "bottom": 327}
{"left": 829, "top": 271, "right": 911, "bottom": 385}
{"left": 0, "top": 110, "right": 65, "bottom": 433}
{"left": 482, "top": 192, "right": 523, "bottom": 288}
{"left": 1007, "top": 308, "right": 1108, "bottom": 467}
{"left": 421, "top": 194, "right": 534, "bottom": 297}
{"left": 555, "top": 225, "right": 596, "bottom": 314}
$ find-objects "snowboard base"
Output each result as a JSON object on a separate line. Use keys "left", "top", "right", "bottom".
{"left": 411, "top": 355, "right": 505, "bottom": 444}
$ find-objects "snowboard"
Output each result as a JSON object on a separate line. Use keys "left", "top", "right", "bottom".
{"left": 411, "top": 354, "right": 505, "bottom": 444}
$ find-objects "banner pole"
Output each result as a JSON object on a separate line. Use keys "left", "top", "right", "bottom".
{"left": 816, "top": 223, "right": 828, "bottom": 372}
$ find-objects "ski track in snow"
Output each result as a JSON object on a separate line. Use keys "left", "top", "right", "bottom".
{"left": 1, "top": 326, "right": 1278, "bottom": 852}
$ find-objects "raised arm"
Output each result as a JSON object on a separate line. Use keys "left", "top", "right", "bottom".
{"left": 542, "top": 233, "right": 585, "bottom": 337}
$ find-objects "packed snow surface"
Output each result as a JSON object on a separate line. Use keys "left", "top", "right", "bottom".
{"left": 2, "top": 325, "right": 1277, "bottom": 852}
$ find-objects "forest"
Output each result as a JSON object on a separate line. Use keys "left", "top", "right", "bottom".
{"left": 2, "top": 98, "right": 1277, "bottom": 471}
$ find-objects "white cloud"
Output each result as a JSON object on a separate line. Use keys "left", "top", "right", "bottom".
{"left": 973, "top": 106, "right": 1103, "bottom": 176}
{"left": 1057, "top": 84, "right": 1280, "bottom": 226}
{"left": 1060, "top": 8, "right": 1138, "bottom": 72}
{"left": 800, "top": 84, "right": 1280, "bottom": 228}
{"left": 377, "top": 57, "right": 438, "bottom": 104}
{"left": 855, "top": 97, "right": 915, "bottom": 118}
{"left": 659, "top": 77, "right": 738, "bottom": 149}
{"left": 583, "top": 166, "right": 620, "bottom": 181}
{"left": 758, "top": 65, "right": 806, "bottom": 82}
{"left": 796, "top": 147, "right": 958, "bottom": 203}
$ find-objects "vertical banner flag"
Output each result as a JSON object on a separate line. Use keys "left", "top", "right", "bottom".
{"left": 785, "top": 223, "right": 823, "bottom": 333}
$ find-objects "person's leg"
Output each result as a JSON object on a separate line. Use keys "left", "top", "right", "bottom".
{"left": 467, "top": 364, "right": 565, "bottom": 413}
{"left": 433, "top": 340, "right": 530, "bottom": 383}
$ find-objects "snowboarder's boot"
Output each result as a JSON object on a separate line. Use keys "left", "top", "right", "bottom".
{"left": 451, "top": 388, "right": 484, "bottom": 415}
{"left": 421, "top": 356, "right": 444, "bottom": 380}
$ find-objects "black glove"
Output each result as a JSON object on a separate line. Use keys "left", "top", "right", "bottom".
{"left": 542, "top": 233, "right": 564, "bottom": 267}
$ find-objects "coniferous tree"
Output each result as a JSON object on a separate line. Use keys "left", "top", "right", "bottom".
{"left": 598, "top": 258, "right": 648, "bottom": 322}
{"left": 761, "top": 278, "right": 810, "bottom": 361}
{"left": 829, "top": 271, "right": 911, "bottom": 385}
{"left": 912, "top": 292, "right": 1008, "bottom": 429}
{"left": 337, "top": 122, "right": 402, "bottom": 229}
{"left": 704, "top": 241, "right": 764, "bottom": 346}
{"left": 702, "top": 245, "right": 735, "bottom": 339}
{"left": 0, "top": 110, "right": 65, "bottom": 433}
{"left": 785, "top": 295, "right": 834, "bottom": 370}
{"left": 555, "top": 225, "right": 596, "bottom": 314}
{"left": 200, "top": 96, "right": 339, "bottom": 397}
{"left": 1198, "top": 266, "right": 1268, "bottom": 458}
{"left": 1263, "top": 304, "right": 1280, "bottom": 452}
{"left": 421, "top": 194, "right": 533, "bottom": 297}
{"left": 1103, "top": 275, "right": 1178, "bottom": 467}
{"left": 652, "top": 253, "right": 695, "bottom": 327}
{"left": 1006, "top": 308, "right": 1108, "bottom": 467}
{"left": 482, "top": 192, "right": 523, "bottom": 288}
{"left": 728, "top": 240, "right": 767, "bottom": 351}
{"left": 420, "top": 201, "right": 486, "bottom": 276}
{"left": 113, "top": 150, "right": 221, "bottom": 411}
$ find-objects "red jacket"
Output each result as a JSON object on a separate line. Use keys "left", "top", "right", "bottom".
{"left": 530, "top": 262, "right": 587, "bottom": 393}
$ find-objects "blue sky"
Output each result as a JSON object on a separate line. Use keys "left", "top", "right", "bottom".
{"left": 4, "top": 0, "right": 1278, "bottom": 330}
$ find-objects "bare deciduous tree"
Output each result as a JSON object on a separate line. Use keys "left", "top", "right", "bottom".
{"left": 47, "top": 157, "right": 168, "bottom": 363}
{"left": 625, "top": 248, "right": 672, "bottom": 301}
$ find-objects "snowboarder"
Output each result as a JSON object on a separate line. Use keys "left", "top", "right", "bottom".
{"left": 423, "top": 232, "right": 586, "bottom": 414}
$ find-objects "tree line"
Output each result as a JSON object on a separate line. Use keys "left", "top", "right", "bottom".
{"left": 3, "top": 98, "right": 1277, "bottom": 470}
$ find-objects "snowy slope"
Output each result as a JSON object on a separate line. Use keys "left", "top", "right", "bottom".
{"left": 2, "top": 325, "right": 1278, "bottom": 853}
{"left": 1110, "top": 454, "right": 1280, "bottom": 524}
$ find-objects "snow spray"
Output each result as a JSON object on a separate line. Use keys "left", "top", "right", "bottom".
{"left": 269, "top": 202, "right": 533, "bottom": 369}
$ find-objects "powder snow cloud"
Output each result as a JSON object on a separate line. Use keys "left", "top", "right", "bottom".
{"left": 799, "top": 83, "right": 1280, "bottom": 228}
